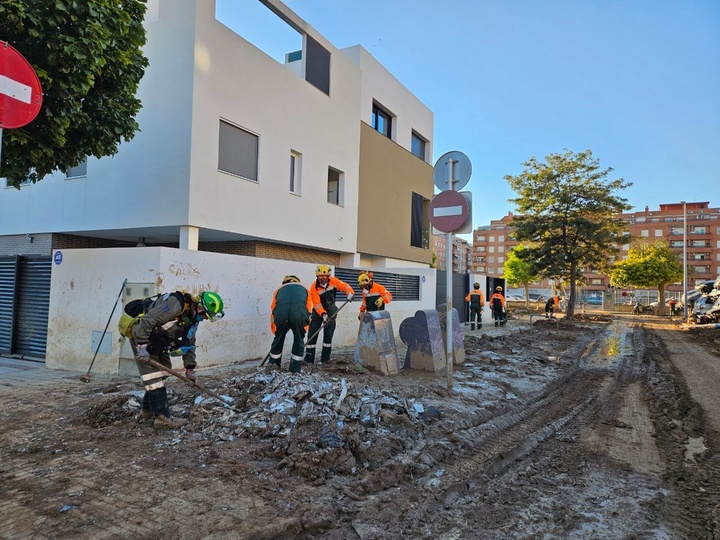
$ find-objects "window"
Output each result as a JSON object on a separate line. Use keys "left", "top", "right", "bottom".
{"left": 411, "top": 131, "right": 426, "bottom": 160}
{"left": 477, "top": 266, "right": 485, "bottom": 272}
{"left": 488, "top": 246, "right": 495, "bottom": 253}
{"left": 489, "top": 236, "right": 495, "bottom": 242}
{"left": 654, "top": 229, "right": 663, "bottom": 237}
{"left": 371, "top": 102, "right": 392, "bottom": 138}
{"left": 498, "top": 246, "right": 504, "bottom": 253}
{"left": 305, "top": 35, "right": 330, "bottom": 95}
{"left": 477, "top": 246, "right": 485, "bottom": 252}
{"left": 410, "top": 192, "right": 430, "bottom": 249}
{"left": 692, "top": 226, "right": 707, "bottom": 234}
{"left": 498, "top": 256, "right": 505, "bottom": 263}
{"left": 218, "top": 120, "right": 258, "bottom": 181}
{"left": 498, "top": 235, "right": 504, "bottom": 242}
{"left": 289, "top": 151, "right": 301, "bottom": 194}
{"left": 497, "top": 267, "right": 503, "bottom": 274}
{"left": 327, "top": 167, "right": 344, "bottom": 205}
{"left": 66, "top": 158, "right": 87, "bottom": 178}
{"left": 488, "top": 268, "right": 494, "bottom": 274}
{"left": 488, "top": 256, "right": 495, "bottom": 263}
{"left": 641, "top": 230, "right": 649, "bottom": 237}
{"left": 476, "top": 235, "right": 485, "bottom": 242}
{"left": 622, "top": 244, "right": 630, "bottom": 251}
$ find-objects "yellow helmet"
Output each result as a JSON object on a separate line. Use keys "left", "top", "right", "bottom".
{"left": 282, "top": 275, "right": 301, "bottom": 284}
{"left": 315, "top": 264, "right": 331, "bottom": 276}
{"left": 496, "top": 286, "right": 503, "bottom": 292}
{"left": 358, "top": 272, "right": 373, "bottom": 286}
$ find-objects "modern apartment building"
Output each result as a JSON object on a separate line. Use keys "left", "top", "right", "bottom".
{"left": 433, "top": 234, "right": 472, "bottom": 274}
{"left": 0, "top": 0, "right": 435, "bottom": 360}
{"left": 472, "top": 202, "right": 720, "bottom": 296}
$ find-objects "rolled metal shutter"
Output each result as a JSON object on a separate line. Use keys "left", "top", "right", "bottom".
{"left": 14, "top": 257, "right": 51, "bottom": 359}
{"left": 0, "top": 257, "right": 19, "bottom": 354}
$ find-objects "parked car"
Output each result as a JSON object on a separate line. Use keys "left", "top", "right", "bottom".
{"left": 586, "top": 296, "right": 603, "bottom": 305}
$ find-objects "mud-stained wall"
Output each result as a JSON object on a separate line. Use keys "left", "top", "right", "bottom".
{"left": 45, "top": 248, "right": 436, "bottom": 374}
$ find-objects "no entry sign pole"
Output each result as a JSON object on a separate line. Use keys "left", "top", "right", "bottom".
{"left": 444, "top": 158, "right": 457, "bottom": 390}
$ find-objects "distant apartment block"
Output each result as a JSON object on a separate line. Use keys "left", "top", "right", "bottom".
{"left": 433, "top": 234, "right": 472, "bottom": 274}
{"left": 473, "top": 202, "right": 720, "bottom": 295}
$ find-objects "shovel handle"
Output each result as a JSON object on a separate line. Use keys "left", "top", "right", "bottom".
{"left": 146, "top": 358, "right": 241, "bottom": 413}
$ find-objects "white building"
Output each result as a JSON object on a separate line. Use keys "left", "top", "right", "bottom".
{"left": 0, "top": 0, "right": 437, "bottom": 368}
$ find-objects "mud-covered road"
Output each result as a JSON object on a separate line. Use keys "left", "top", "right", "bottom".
{"left": 1, "top": 315, "right": 719, "bottom": 539}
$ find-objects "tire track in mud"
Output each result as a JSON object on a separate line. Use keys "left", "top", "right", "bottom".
{"left": 641, "top": 325, "right": 720, "bottom": 539}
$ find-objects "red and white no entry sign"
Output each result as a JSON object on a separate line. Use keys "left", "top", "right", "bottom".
{"left": 429, "top": 190, "right": 469, "bottom": 233}
{"left": 0, "top": 42, "right": 43, "bottom": 129}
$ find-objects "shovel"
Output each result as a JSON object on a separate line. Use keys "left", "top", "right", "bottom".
{"left": 260, "top": 297, "right": 352, "bottom": 367}
{"left": 146, "top": 358, "right": 243, "bottom": 414}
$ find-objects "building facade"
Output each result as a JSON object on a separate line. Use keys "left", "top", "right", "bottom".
{"left": 433, "top": 234, "right": 472, "bottom": 274}
{"left": 0, "top": 0, "right": 434, "bottom": 269}
{"left": 472, "top": 202, "right": 720, "bottom": 298}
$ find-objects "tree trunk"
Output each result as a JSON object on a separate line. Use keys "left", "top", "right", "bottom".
{"left": 567, "top": 264, "right": 577, "bottom": 318}
{"left": 657, "top": 284, "right": 666, "bottom": 316}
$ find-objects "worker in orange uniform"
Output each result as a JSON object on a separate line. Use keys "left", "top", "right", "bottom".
{"left": 304, "top": 265, "right": 355, "bottom": 364}
{"left": 545, "top": 295, "right": 561, "bottom": 318}
{"left": 357, "top": 271, "right": 392, "bottom": 319}
{"left": 465, "top": 282, "right": 485, "bottom": 330}
{"left": 268, "top": 275, "right": 312, "bottom": 373}
{"left": 489, "top": 286, "right": 506, "bottom": 327}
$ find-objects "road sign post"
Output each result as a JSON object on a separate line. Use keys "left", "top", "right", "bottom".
{"left": 0, "top": 41, "right": 44, "bottom": 174}
{"left": 432, "top": 151, "right": 472, "bottom": 390}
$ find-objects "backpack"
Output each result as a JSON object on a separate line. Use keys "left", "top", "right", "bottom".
{"left": 117, "top": 292, "right": 186, "bottom": 339}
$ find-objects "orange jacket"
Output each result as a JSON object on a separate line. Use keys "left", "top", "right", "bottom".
{"left": 360, "top": 282, "right": 392, "bottom": 312}
{"left": 309, "top": 276, "right": 354, "bottom": 316}
{"left": 465, "top": 290, "right": 485, "bottom": 306}
{"left": 489, "top": 292, "right": 506, "bottom": 309}
{"left": 270, "top": 282, "right": 312, "bottom": 334}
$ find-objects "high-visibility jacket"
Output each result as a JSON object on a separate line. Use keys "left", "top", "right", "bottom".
{"left": 360, "top": 281, "right": 392, "bottom": 312}
{"left": 270, "top": 282, "right": 312, "bottom": 334}
{"left": 465, "top": 289, "right": 485, "bottom": 307}
{"left": 546, "top": 296, "right": 560, "bottom": 310}
{"left": 489, "top": 292, "right": 506, "bottom": 310}
{"left": 309, "top": 276, "right": 354, "bottom": 317}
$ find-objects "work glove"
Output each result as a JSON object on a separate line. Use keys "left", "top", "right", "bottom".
{"left": 347, "top": 293, "right": 354, "bottom": 301}
{"left": 185, "top": 369, "right": 197, "bottom": 383}
{"left": 322, "top": 313, "right": 329, "bottom": 324}
{"left": 135, "top": 344, "right": 150, "bottom": 364}
{"left": 374, "top": 298, "right": 384, "bottom": 308}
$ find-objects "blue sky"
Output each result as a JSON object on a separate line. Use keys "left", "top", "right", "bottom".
{"left": 217, "top": 1, "right": 720, "bottom": 240}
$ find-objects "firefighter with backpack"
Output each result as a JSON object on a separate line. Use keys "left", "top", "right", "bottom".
{"left": 119, "top": 290, "right": 224, "bottom": 429}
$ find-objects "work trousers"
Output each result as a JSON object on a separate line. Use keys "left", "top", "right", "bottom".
{"left": 304, "top": 306, "right": 337, "bottom": 363}
{"left": 469, "top": 305, "right": 483, "bottom": 330}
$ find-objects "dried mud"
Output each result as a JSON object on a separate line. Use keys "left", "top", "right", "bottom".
{"left": 1, "top": 315, "right": 719, "bottom": 539}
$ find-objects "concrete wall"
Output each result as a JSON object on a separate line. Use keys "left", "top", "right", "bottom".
{"left": 46, "top": 248, "right": 436, "bottom": 374}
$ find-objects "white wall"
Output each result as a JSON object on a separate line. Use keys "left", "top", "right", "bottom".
{"left": 46, "top": 248, "right": 436, "bottom": 374}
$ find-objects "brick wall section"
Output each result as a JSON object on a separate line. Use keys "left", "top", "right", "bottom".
{"left": 1, "top": 234, "right": 340, "bottom": 265}
{"left": 201, "top": 241, "right": 341, "bottom": 265}
{"left": 0, "top": 234, "right": 53, "bottom": 256}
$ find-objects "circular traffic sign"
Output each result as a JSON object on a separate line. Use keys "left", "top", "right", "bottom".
{"left": 429, "top": 190, "right": 469, "bottom": 233}
{"left": 433, "top": 151, "right": 472, "bottom": 191}
{"left": 0, "top": 42, "right": 43, "bottom": 129}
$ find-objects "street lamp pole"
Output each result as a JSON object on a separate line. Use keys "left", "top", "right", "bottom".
{"left": 682, "top": 201, "right": 688, "bottom": 321}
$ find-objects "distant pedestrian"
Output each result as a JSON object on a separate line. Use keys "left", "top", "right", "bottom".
{"left": 489, "top": 286, "right": 506, "bottom": 326}
{"left": 668, "top": 297, "right": 678, "bottom": 316}
{"left": 304, "top": 265, "right": 354, "bottom": 364}
{"left": 465, "top": 282, "right": 485, "bottom": 330}
{"left": 357, "top": 271, "right": 392, "bottom": 319}
{"left": 268, "top": 276, "right": 312, "bottom": 374}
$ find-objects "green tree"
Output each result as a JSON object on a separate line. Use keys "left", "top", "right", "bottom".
{"left": 609, "top": 240, "right": 683, "bottom": 315}
{"left": 506, "top": 149, "right": 632, "bottom": 317}
{"left": 503, "top": 244, "right": 539, "bottom": 308}
{"left": 0, "top": 0, "right": 148, "bottom": 188}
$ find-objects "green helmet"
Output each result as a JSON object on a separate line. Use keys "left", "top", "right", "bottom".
{"left": 199, "top": 291, "right": 224, "bottom": 320}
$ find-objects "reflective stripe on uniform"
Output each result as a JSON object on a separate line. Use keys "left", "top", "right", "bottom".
{"left": 144, "top": 380, "right": 167, "bottom": 391}
{"left": 141, "top": 371, "right": 166, "bottom": 382}
{"left": 291, "top": 353, "right": 304, "bottom": 362}
{"left": 270, "top": 353, "right": 282, "bottom": 360}
{"left": 322, "top": 343, "right": 332, "bottom": 348}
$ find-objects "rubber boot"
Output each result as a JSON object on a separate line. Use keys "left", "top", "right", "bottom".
{"left": 137, "top": 391, "right": 153, "bottom": 422}
{"left": 320, "top": 346, "right": 332, "bottom": 364}
{"left": 288, "top": 360, "right": 302, "bottom": 373}
{"left": 471, "top": 324, "right": 475, "bottom": 331}
{"left": 268, "top": 357, "right": 282, "bottom": 370}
